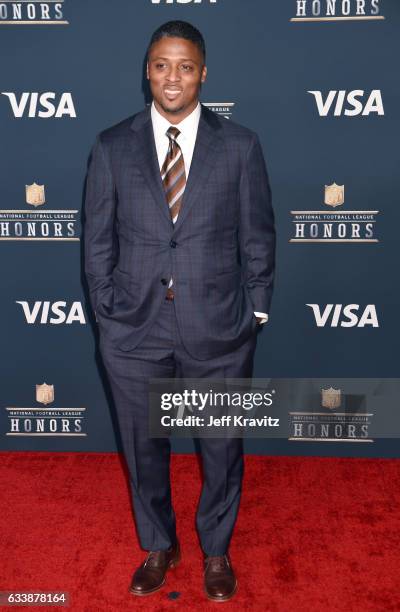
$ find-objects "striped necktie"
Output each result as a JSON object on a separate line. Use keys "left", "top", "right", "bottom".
{"left": 161, "top": 126, "right": 186, "bottom": 223}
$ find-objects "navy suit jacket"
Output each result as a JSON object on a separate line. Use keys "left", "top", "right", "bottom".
{"left": 84, "top": 103, "right": 275, "bottom": 360}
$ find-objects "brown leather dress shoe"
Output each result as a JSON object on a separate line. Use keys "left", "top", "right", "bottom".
{"left": 129, "top": 540, "right": 180, "bottom": 596}
{"left": 204, "top": 554, "right": 237, "bottom": 602}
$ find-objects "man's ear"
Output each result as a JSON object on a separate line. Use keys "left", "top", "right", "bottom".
{"left": 146, "top": 62, "right": 149, "bottom": 79}
{"left": 201, "top": 65, "right": 207, "bottom": 83}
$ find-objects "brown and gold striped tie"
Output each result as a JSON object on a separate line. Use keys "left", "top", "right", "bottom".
{"left": 160, "top": 126, "right": 186, "bottom": 295}
{"left": 161, "top": 126, "right": 186, "bottom": 223}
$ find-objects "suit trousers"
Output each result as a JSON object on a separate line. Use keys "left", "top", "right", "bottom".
{"left": 98, "top": 295, "right": 258, "bottom": 556}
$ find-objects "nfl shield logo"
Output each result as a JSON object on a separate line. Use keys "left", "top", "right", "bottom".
{"left": 26, "top": 183, "right": 45, "bottom": 206}
{"left": 321, "top": 387, "right": 341, "bottom": 410}
{"left": 36, "top": 383, "right": 54, "bottom": 405}
{"left": 324, "top": 183, "right": 344, "bottom": 207}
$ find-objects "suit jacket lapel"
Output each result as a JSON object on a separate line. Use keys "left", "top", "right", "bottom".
{"left": 129, "top": 103, "right": 223, "bottom": 231}
{"left": 129, "top": 107, "right": 173, "bottom": 226}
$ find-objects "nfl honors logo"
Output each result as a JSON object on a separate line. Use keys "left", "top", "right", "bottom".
{"left": 36, "top": 382, "right": 54, "bottom": 405}
{"left": 5, "top": 383, "right": 87, "bottom": 436}
{"left": 26, "top": 182, "right": 45, "bottom": 206}
{"left": 290, "top": 181, "right": 379, "bottom": 243}
{"left": 0, "top": 181, "right": 79, "bottom": 240}
{"left": 289, "top": 383, "right": 373, "bottom": 442}
{"left": 324, "top": 182, "right": 344, "bottom": 208}
{"left": 321, "top": 387, "right": 341, "bottom": 410}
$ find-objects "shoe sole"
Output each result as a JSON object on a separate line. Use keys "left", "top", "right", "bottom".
{"left": 129, "top": 553, "right": 181, "bottom": 597}
{"left": 204, "top": 578, "right": 238, "bottom": 602}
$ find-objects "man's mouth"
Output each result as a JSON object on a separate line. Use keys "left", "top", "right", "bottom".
{"left": 163, "top": 88, "right": 183, "bottom": 100}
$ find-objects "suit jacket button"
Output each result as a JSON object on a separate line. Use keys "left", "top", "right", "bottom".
{"left": 161, "top": 278, "right": 167, "bottom": 285}
{"left": 170, "top": 240, "right": 177, "bottom": 248}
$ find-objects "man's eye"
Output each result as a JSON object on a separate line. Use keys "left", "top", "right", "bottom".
{"left": 156, "top": 63, "right": 166, "bottom": 69}
{"left": 181, "top": 65, "right": 193, "bottom": 71}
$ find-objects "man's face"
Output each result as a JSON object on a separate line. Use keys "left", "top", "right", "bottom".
{"left": 147, "top": 36, "right": 207, "bottom": 123}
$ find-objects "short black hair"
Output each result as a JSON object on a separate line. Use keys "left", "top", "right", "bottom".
{"left": 147, "top": 20, "right": 206, "bottom": 63}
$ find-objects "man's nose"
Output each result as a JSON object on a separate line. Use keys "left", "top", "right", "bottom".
{"left": 166, "top": 66, "right": 181, "bottom": 81}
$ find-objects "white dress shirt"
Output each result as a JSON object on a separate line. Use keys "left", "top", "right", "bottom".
{"left": 150, "top": 100, "right": 268, "bottom": 325}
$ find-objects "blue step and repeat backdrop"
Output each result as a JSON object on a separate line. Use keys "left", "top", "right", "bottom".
{"left": 1, "top": 0, "right": 399, "bottom": 457}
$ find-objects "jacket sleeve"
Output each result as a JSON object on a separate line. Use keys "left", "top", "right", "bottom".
{"left": 239, "top": 132, "right": 276, "bottom": 315}
{"left": 83, "top": 134, "right": 118, "bottom": 314}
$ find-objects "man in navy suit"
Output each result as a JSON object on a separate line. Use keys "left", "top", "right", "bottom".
{"left": 84, "top": 20, "right": 275, "bottom": 602}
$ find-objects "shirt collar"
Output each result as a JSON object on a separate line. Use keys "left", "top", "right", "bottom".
{"left": 151, "top": 100, "right": 201, "bottom": 141}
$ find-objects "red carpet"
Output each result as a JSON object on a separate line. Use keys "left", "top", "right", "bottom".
{"left": 1, "top": 452, "right": 400, "bottom": 611}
